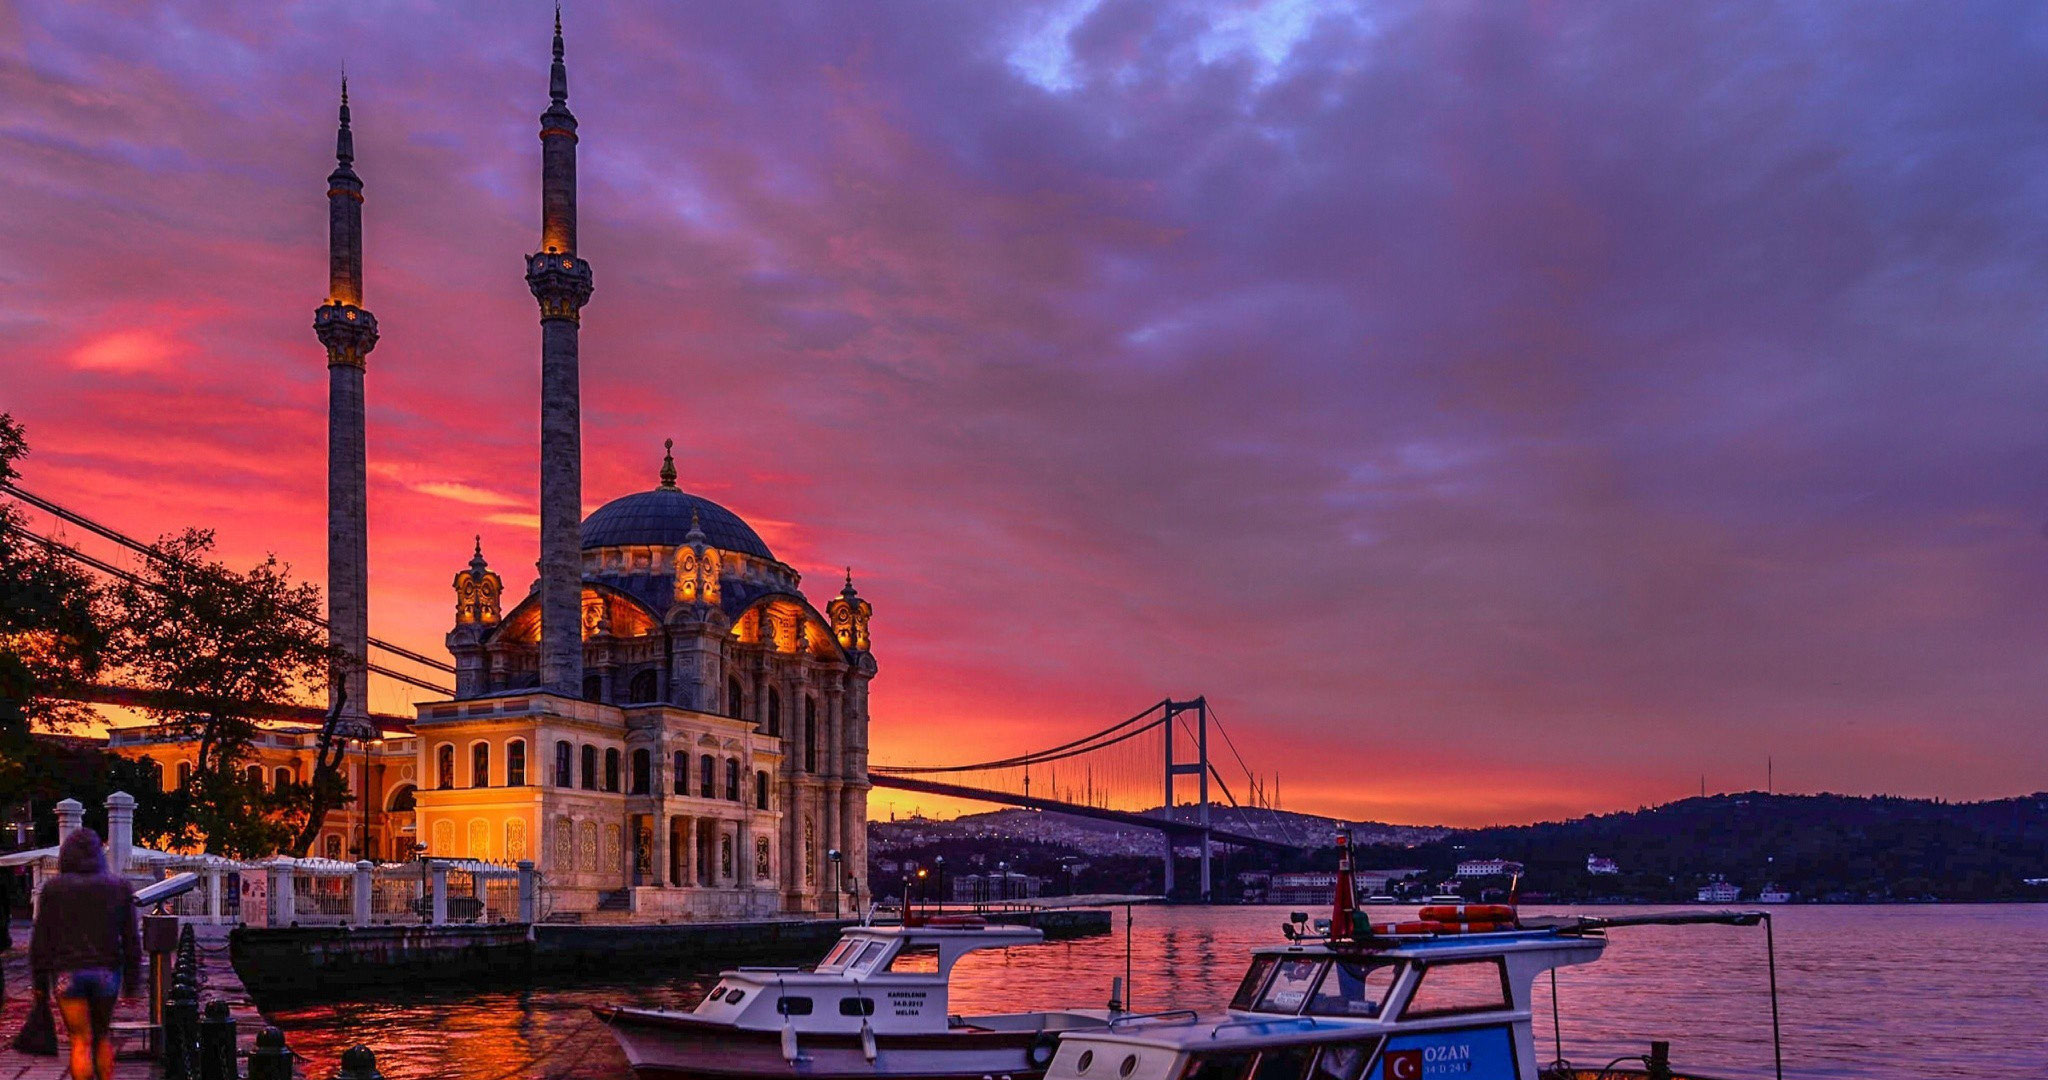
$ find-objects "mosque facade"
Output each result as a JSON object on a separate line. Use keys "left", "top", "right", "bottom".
{"left": 109, "top": 16, "right": 873, "bottom": 920}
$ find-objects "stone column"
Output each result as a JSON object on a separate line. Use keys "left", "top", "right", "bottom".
{"left": 518, "top": 861, "right": 538, "bottom": 922}
{"left": 104, "top": 790, "right": 134, "bottom": 875}
{"left": 353, "top": 861, "right": 374, "bottom": 925}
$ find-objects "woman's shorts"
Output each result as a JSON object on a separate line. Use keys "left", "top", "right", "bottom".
{"left": 56, "top": 967, "right": 121, "bottom": 1001}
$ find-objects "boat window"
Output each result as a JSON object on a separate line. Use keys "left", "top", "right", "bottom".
{"left": 1180, "top": 1051, "right": 1255, "bottom": 1080}
{"left": 1308, "top": 1041, "right": 1377, "bottom": 1080}
{"left": 847, "top": 941, "right": 891, "bottom": 975}
{"left": 1305, "top": 960, "right": 1399, "bottom": 1018}
{"left": 1119, "top": 1054, "right": 1140, "bottom": 1078}
{"left": 840, "top": 997, "right": 876, "bottom": 1016}
{"left": 886, "top": 944, "right": 941, "bottom": 973}
{"left": 1250, "top": 1045, "right": 1315, "bottom": 1080}
{"left": 1078, "top": 1050, "right": 1096, "bottom": 1073}
{"left": 725, "top": 990, "right": 746, "bottom": 1005}
{"left": 1230, "top": 957, "right": 1280, "bottom": 1011}
{"left": 1253, "top": 958, "right": 1326, "bottom": 1014}
{"left": 777, "top": 997, "right": 814, "bottom": 1016}
{"left": 1400, "top": 959, "right": 1510, "bottom": 1018}
{"left": 817, "top": 939, "right": 861, "bottom": 971}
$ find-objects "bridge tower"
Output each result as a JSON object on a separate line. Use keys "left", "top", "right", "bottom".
{"left": 1160, "top": 697, "right": 1212, "bottom": 901}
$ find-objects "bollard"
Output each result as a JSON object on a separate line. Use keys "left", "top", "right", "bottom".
{"left": 246, "top": 1027, "right": 294, "bottom": 1080}
{"left": 199, "top": 999, "right": 239, "bottom": 1080}
{"left": 166, "top": 973, "right": 201, "bottom": 1080}
{"left": 1646, "top": 1041, "right": 1673, "bottom": 1080}
{"left": 333, "top": 1045, "right": 384, "bottom": 1080}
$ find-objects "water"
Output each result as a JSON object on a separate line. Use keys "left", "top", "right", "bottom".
{"left": 269, "top": 904, "right": 2048, "bottom": 1080}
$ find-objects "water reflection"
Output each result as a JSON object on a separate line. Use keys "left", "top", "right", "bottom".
{"left": 269, "top": 904, "right": 2048, "bottom": 1080}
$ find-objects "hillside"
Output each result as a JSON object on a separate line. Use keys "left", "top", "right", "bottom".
{"left": 1368, "top": 792, "right": 2048, "bottom": 902}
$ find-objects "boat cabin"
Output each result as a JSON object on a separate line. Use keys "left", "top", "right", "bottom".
{"left": 693, "top": 923, "right": 1049, "bottom": 1035}
{"left": 1044, "top": 931, "right": 1604, "bottom": 1080}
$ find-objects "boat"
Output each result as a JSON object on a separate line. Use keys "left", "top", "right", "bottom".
{"left": 1362, "top": 895, "right": 1398, "bottom": 905}
{"left": 1756, "top": 884, "right": 1791, "bottom": 904}
{"left": 1695, "top": 876, "right": 1741, "bottom": 903}
{"left": 1039, "top": 832, "right": 1783, "bottom": 1080}
{"left": 1424, "top": 893, "right": 1464, "bottom": 904}
{"left": 596, "top": 917, "right": 1116, "bottom": 1079}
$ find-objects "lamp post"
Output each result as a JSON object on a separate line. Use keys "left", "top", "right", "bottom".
{"left": 934, "top": 855, "right": 946, "bottom": 912}
{"left": 413, "top": 842, "right": 430, "bottom": 926}
{"left": 828, "top": 849, "right": 843, "bottom": 920}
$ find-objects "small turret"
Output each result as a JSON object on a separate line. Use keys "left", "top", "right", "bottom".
{"left": 828, "top": 569, "right": 872, "bottom": 653}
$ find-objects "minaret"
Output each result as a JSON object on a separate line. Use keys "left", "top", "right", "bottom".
{"left": 313, "top": 78, "right": 378, "bottom": 731}
{"left": 525, "top": 8, "right": 594, "bottom": 696}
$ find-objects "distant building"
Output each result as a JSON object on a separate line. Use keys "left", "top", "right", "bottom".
{"left": 1455, "top": 859, "right": 1524, "bottom": 878}
{"left": 950, "top": 871, "right": 1041, "bottom": 903}
{"left": 1265, "top": 869, "right": 1425, "bottom": 905}
{"left": 1586, "top": 855, "right": 1621, "bottom": 876}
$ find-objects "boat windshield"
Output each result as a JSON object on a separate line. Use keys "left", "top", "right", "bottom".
{"left": 1304, "top": 959, "right": 1399, "bottom": 1018}
{"left": 815, "top": 938, "right": 864, "bottom": 973}
{"left": 843, "top": 940, "right": 894, "bottom": 977}
{"left": 1251, "top": 957, "right": 1325, "bottom": 1014}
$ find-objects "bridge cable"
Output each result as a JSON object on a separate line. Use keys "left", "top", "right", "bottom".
{"left": 2, "top": 482, "right": 456, "bottom": 674}
{"left": 871, "top": 698, "right": 1170, "bottom": 774}
{"left": 1204, "top": 702, "right": 1305, "bottom": 848}
{"left": 5, "top": 521, "right": 455, "bottom": 697}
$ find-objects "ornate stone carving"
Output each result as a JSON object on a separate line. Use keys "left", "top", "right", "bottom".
{"left": 828, "top": 570, "right": 872, "bottom": 653}
{"left": 314, "top": 302, "right": 379, "bottom": 367}
{"left": 453, "top": 537, "right": 503, "bottom": 626}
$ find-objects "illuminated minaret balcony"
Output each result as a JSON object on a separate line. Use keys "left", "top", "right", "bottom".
{"left": 314, "top": 301, "right": 380, "bottom": 367}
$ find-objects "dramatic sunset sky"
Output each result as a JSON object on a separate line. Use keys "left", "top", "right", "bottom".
{"left": 4, "top": 1, "right": 2045, "bottom": 826}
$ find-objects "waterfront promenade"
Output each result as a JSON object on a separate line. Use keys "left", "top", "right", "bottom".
{"left": 0, "top": 920, "right": 265, "bottom": 1080}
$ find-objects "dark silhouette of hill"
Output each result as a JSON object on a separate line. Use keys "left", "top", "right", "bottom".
{"left": 1361, "top": 792, "right": 2048, "bottom": 902}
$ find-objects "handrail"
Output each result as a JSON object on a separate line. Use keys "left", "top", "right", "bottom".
{"left": 1107, "top": 1009, "right": 1199, "bottom": 1030}
{"left": 1209, "top": 1017, "right": 1318, "bottom": 1039}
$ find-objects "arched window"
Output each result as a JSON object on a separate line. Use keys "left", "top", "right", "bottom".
{"left": 506, "top": 739, "right": 527, "bottom": 786}
{"left": 176, "top": 761, "right": 192, "bottom": 790}
{"left": 673, "top": 750, "right": 688, "bottom": 793}
{"left": 628, "top": 670, "right": 658, "bottom": 704}
{"left": 583, "top": 673, "right": 603, "bottom": 702}
{"left": 756, "top": 770, "right": 770, "bottom": 810}
{"left": 581, "top": 745, "right": 598, "bottom": 790}
{"left": 246, "top": 765, "right": 264, "bottom": 790}
{"left": 437, "top": 745, "right": 456, "bottom": 790}
{"left": 699, "top": 754, "right": 715, "bottom": 799}
{"left": 605, "top": 748, "right": 621, "bottom": 793}
{"left": 472, "top": 742, "right": 491, "bottom": 788}
{"left": 273, "top": 767, "right": 293, "bottom": 790}
{"left": 631, "top": 749, "right": 651, "bottom": 795}
{"left": 727, "top": 677, "right": 745, "bottom": 720}
{"left": 725, "top": 758, "right": 740, "bottom": 801}
{"left": 555, "top": 741, "right": 573, "bottom": 787}
{"left": 388, "top": 785, "right": 417, "bottom": 812}
{"left": 767, "top": 689, "right": 781, "bottom": 737}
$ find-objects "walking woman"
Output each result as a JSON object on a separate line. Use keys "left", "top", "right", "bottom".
{"left": 29, "top": 828, "right": 139, "bottom": 1080}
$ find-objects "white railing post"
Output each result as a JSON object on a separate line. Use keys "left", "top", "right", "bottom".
{"left": 54, "top": 798, "right": 84, "bottom": 844}
{"left": 430, "top": 863, "right": 449, "bottom": 925}
{"left": 518, "top": 860, "right": 537, "bottom": 923}
{"left": 353, "top": 861, "right": 374, "bottom": 926}
{"left": 103, "top": 791, "right": 134, "bottom": 874}
{"left": 207, "top": 868, "right": 224, "bottom": 925}
{"left": 268, "top": 862, "right": 294, "bottom": 926}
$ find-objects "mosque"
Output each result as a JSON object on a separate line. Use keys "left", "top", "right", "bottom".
{"left": 108, "top": 17, "right": 873, "bottom": 919}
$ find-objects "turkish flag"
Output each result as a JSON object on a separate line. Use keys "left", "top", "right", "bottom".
{"left": 1384, "top": 1050, "right": 1423, "bottom": 1080}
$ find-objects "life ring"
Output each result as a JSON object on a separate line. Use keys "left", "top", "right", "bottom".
{"left": 1027, "top": 1033, "right": 1060, "bottom": 1070}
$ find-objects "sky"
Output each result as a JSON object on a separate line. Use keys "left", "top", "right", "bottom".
{"left": 4, "top": 0, "right": 2046, "bottom": 828}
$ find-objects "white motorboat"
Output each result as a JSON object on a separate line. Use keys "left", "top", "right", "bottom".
{"left": 1694, "top": 876, "right": 1741, "bottom": 903}
{"left": 597, "top": 917, "right": 1116, "bottom": 1080}
{"left": 1039, "top": 832, "right": 1784, "bottom": 1080}
{"left": 1755, "top": 884, "right": 1791, "bottom": 904}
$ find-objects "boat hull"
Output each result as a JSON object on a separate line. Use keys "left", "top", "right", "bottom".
{"left": 598, "top": 1007, "right": 1055, "bottom": 1080}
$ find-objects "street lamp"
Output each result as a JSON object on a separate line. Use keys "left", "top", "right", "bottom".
{"left": 934, "top": 856, "right": 946, "bottom": 912}
{"left": 828, "top": 849, "right": 843, "bottom": 919}
{"left": 413, "top": 842, "right": 431, "bottom": 925}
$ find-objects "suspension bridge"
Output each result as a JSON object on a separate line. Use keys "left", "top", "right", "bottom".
{"left": 6, "top": 482, "right": 1315, "bottom": 899}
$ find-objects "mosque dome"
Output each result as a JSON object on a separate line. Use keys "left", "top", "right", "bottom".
{"left": 579, "top": 441, "right": 775, "bottom": 560}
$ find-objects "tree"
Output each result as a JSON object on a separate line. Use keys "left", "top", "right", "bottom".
{"left": 0, "top": 414, "right": 111, "bottom": 740}
{"left": 108, "top": 529, "right": 344, "bottom": 857}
